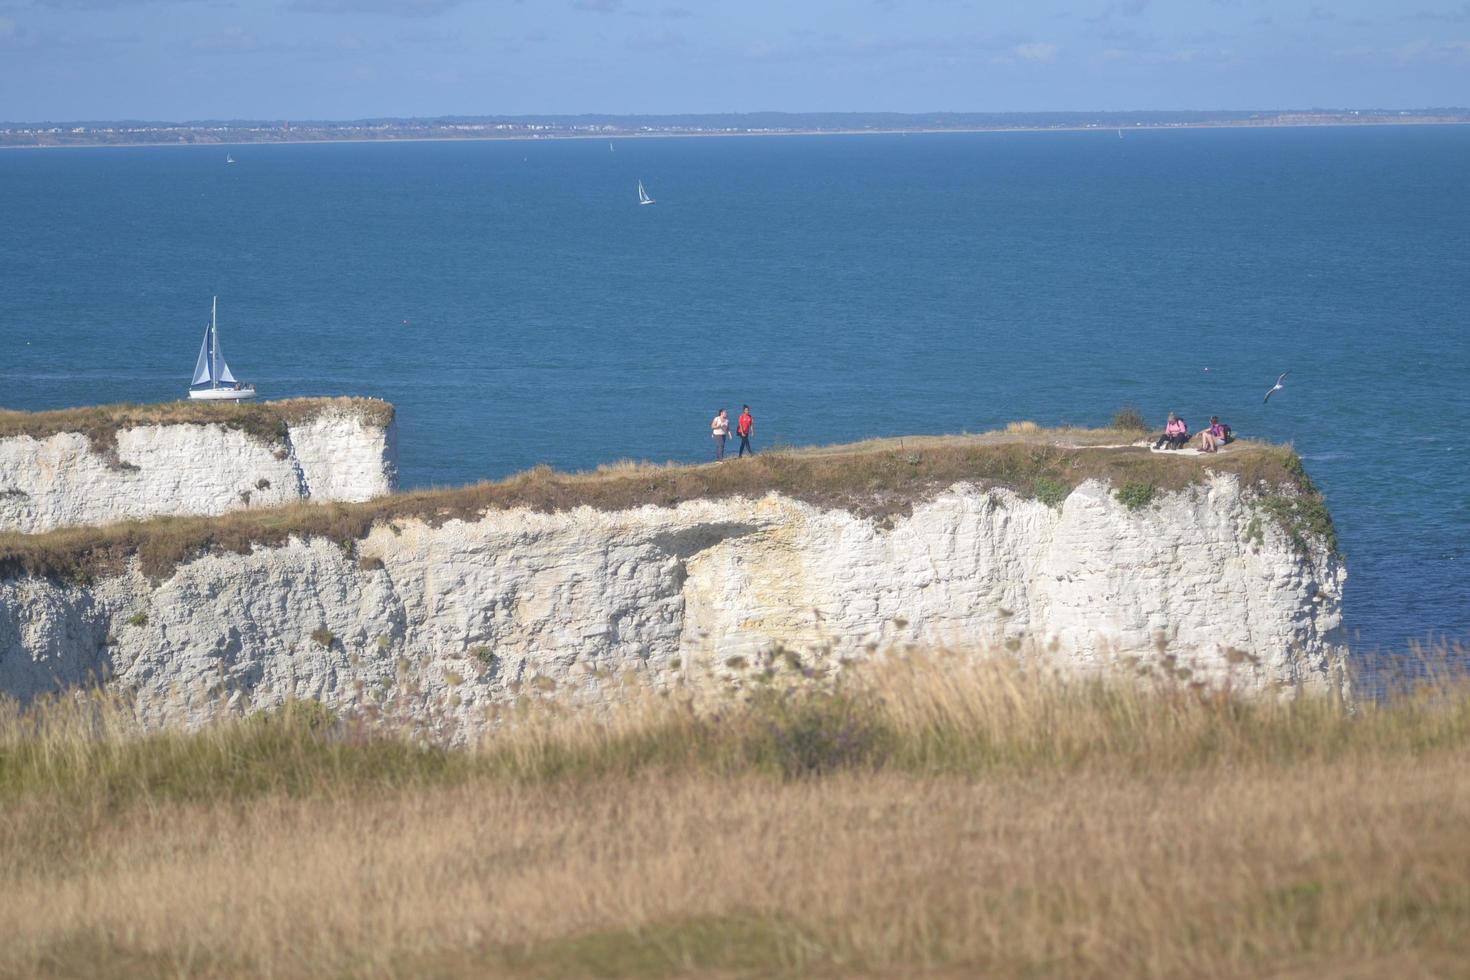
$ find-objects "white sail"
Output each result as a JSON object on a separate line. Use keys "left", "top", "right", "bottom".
{"left": 637, "top": 180, "right": 654, "bottom": 205}
{"left": 216, "top": 349, "right": 237, "bottom": 385}
{"left": 211, "top": 297, "right": 236, "bottom": 384}
{"left": 191, "top": 327, "right": 212, "bottom": 386}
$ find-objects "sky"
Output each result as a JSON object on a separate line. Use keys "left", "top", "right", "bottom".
{"left": 1, "top": 0, "right": 1467, "bottom": 122}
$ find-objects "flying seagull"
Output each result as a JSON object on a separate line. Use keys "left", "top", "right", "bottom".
{"left": 1263, "top": 371, "right": 1290, "bottom": 403}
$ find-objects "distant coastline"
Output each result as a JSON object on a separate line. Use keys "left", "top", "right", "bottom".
{"left": 3, "top": 108, "right": 1468, "bottom": 149}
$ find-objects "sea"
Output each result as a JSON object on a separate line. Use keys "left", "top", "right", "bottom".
{"left": 0, "top": 126, "right": 1466, "bottom": 658}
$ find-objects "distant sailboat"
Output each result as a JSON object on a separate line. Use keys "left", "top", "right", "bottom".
{"left": 637, "top": 180, "right": 655, "bottom": 206}
{"left": 188, "top": 297, "right": 256, "bottom": 401}
{"left": 609, "top": 142, "right": 615, "bottom": 152}
{"left": 226, "top": 153, "right": 236, "bottom": 164}
{"left": 1117, "top": 129, "right": 1123, "bottom": 139}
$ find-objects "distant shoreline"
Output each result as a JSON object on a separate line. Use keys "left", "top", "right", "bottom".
{"left": 3, "top": 115, "right": 1468, "bottom": 151}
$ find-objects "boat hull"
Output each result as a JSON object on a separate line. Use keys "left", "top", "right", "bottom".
{"left": 189, "top": 387, "right": 257, "bottom": 401}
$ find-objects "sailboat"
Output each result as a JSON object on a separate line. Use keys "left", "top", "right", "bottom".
{"left": 637, "top": 180, "right": 655, "bottom": 206}
{"left": 188, "top": 297, "right": 256, "bottom": 401}
{"left": 226, "top": 154, "right": 236, "bottom": 164}
{"left": 1117, "top": 128, "right": 1123, "bottom": 139}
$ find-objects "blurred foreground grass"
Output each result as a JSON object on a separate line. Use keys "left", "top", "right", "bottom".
{"left": 2, "top": 649, "right": 1468, "bottom": 979}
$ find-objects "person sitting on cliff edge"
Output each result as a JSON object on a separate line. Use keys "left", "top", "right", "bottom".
{"left": 1153, "top": 413, "right": 1189, "bottom": 450}
{"left": 1200, "top": 415, "right": 1233, "bottom": 453}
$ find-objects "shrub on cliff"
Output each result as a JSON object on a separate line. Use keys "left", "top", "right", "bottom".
{"left": 1112, "top": 405, "right": 1149, "bottom": 432}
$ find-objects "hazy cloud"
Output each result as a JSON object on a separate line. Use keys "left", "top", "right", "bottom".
{"left": 742, "top": 31, "right": 1023, "bottom": 63}
{"left": 1013, "top": 41, "right": 1058, "bottom": 62}
{"left": 1099, "top": 44, "right": 1232, "bottom": 65}
{"left": 1089, "top": 0, "right": 1149, "bottom": 24}
{"left": 189, "top": 25, "right": 263, "bottom": 51}
{"left": 0, "top": 19, "right": 140, "bottom": 51}
{"left": 187, "top": 27, "right": 386, "bottom": 53}
{"left": 1405, "top": 3, "right": 1470, "bottom": 20}
{"left": 287, "top": 0, "right": 468, "bottom": 15}
{"left": 1394, "top": 37, "right": 1470, "bottom": 61}
{"left": 31, "top": 0, "right": 217, "bottom": 10}
{"left": 626, "top": 27, "right": 682, "bottom": 49}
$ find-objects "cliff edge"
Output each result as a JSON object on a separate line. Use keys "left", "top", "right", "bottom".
{"left": 0, "top": 429, "right": 1347, "bottom": 732}
{"left": 0, "top": 398, "right": 397, "bottom": 533}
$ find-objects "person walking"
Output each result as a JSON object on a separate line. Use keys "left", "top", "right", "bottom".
{"left": 736, "top": 405, "right": 755, "bottom": 457}
{"left": 711, "top": 408, "right": 730, "bottom": 460}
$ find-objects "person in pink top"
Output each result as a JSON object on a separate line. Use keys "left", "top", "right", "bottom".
{"left": 1153, "top": 412, "right": 1189, "bottom": 450}
{"left": 1200, "top": 415, "right": 1233, "bottom": 453}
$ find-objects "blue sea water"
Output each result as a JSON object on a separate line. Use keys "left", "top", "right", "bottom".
{"left": 0, "top": 127, "right": 1466, "bottom": 655}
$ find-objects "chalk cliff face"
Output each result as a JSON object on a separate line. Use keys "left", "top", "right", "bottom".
{"left": 0, "top": 473, "right": 1346, "bottom": 734}
{"left": 0, "top": 405, "right": 397, "bottom": 533}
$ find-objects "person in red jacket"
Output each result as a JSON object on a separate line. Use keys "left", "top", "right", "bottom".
{"left": 736, "top": 405, "right": 755, "bottom": 457}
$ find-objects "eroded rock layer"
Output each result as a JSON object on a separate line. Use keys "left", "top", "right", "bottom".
{"left": 0, "top": 400, "right": 397, "bottom": 533}
{"left": 0, "top": 473, "right": 1346, "bottom": 734}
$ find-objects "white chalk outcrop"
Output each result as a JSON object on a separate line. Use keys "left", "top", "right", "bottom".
{"left": 0, "top": 402, "right": 396, "bottom": 533}
{"left": 0, "top": 472, "right": 1346, "bottom": 734}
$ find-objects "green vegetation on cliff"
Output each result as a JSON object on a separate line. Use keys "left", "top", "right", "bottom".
{"left": 0, "top": 426, "right": 1331, "bottom": 582}
{"left": 0, "top": 397, "right": 395, "bottom": 460}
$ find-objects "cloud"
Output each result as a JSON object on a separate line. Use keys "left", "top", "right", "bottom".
{"left": 1332, "top": 36, "right": 1470, "bottom": 63}
{"left": 741, "top": 32, "right": 1021, "bottom": 63}
{"left": 189, "top": 25, "right": 263, "bottom": 52}
{"left": 0, "top": 17, "right": 139, "bottom": 50}
{"left": 185, "top": 28, "right": 394, "bottom": 54}
{"left": 30, "top": 0, "right": 207, "bottom": 9}
{"left": 1013, "top": 41, "right": 1058, "bottom": 62}
{"left": 287, "top": 0, "right": 468, "bottom": 15}
{"left": 1098, "top": 44, "right": 1233, "bottom": 65}
{"left": 1405, "top": 3, "right": 1470, "bottom": 20}
{"left": 1393, "top": 37, "right": 1470, "bottom": 61}
{"left": 626, "top": 27, "right": 683, "bottom": 49}
{"left": 1089, "top": 0, "right": 1149, "bottom": 24}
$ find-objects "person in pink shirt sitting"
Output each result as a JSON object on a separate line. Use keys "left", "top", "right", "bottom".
{"left": 1153, "top": 413, "right": 1189, "bottom": 450}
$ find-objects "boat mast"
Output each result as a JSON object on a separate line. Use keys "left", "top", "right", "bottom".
{"left": 211, "top": 296, "right": 219, "bottom": 390}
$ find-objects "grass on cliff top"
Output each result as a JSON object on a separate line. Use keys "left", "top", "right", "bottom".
{"left": 1, "top": 650, "right": 1468, "bottom": 979}
{"left": 0, "top": 425, "right": 1320, "bottom": 582}
{"left": 0, "top": 397, "right": 394, "bottom": 459}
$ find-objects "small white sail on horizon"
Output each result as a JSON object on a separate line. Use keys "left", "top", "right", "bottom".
{"left": 227, "top": 153, "right": 236, "bottom": 164}
{"left": 637, "top": 180, "right": 655, "bottom": 206}
{"left": 189, "top": 296, "right": 256, "bottom": 400}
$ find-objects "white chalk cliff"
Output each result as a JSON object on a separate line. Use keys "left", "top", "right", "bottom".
{"left": 0, "top": 472, "right": 1346, "bottom": 733}
{"left": 0, "top": 403, "right": 397, "bottom": 533}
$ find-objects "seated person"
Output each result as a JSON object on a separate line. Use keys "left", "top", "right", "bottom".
{"left": 1200, "top": 416, "right": 1233, "bottom": 453}
{"left": 1153, "top": 413, "right": 1189, "bottom": 450}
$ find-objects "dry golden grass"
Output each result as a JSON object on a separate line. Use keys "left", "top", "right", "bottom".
{"left": 1, "top": 652, "right": 1467, "bottom": 979}
{"left": 0, "top": 397, "right": 394, "bottom": 459}
{"left": 0, "top": 427, "right": 1318, "bottom": 582}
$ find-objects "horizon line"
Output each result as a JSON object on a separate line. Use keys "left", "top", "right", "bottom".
{"left": 5, "top": 106, "right": 1470, "bottom": 128}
